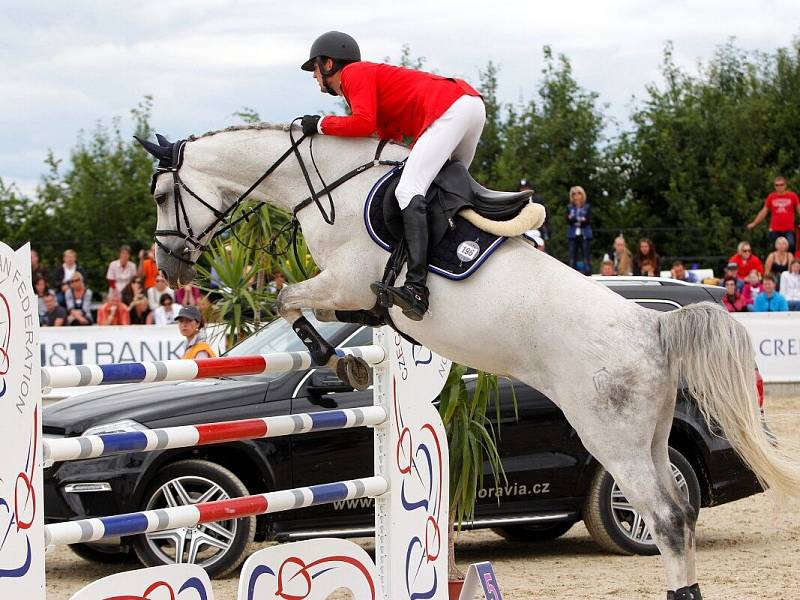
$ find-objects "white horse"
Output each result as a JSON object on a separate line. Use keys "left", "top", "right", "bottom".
{"left": 138, "top": 124, "right": 800, "bottom": 599}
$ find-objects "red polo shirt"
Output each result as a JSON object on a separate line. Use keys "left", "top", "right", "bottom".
{"left": 764, "top": 191, "right": 799, "bottom": 231}
{"left": 728, "top": 253, "right": 764, "bottom": 280}
{"left": 319, "top": 62, "right": 480, "bottom": 143}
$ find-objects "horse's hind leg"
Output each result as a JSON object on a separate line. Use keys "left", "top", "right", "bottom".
{"left": 570, "top": 385, "right": 700, "bottom": 598}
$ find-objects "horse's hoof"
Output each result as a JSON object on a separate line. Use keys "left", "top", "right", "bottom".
{"left": 668, "top": 583, "right": 702, "bottom": 600}
{"left": 335, "top": 355, "right": 370, "bottom": 391}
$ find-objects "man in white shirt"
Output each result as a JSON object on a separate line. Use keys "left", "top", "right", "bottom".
{"left": 106, "top": 245, "right": 138, "bottom": 300}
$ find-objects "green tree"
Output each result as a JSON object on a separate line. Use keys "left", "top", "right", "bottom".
{"left": 29, "top": 97, "right": 156, "bottom": 290}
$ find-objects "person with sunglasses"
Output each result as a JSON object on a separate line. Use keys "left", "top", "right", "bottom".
{"left": 728, "top": 241, "right": 764, "bottom": 285}
{"left": 147, "top": 272, "right": 175, "bottom": 311}
{"left": 64, "top": 271, "right": 93, "bottom": 325}
{"left": 746, "top": 176, "right": 800, "bottom": 253}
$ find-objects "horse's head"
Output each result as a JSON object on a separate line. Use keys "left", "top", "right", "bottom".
{"left": 136, "top": 134, "right": 227, "bottom": 287}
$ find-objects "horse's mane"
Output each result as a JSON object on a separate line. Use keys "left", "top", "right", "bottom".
{"left": 188, "top": 122, "right": 292, "bottom": 141}
{"left": 187, "top": 122, "right": 407, "bottom": 150}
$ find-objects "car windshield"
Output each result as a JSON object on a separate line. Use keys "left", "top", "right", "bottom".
{"left": 225, "top": 312, "right": 346, "bottom": 357}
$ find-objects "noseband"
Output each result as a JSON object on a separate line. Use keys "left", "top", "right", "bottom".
{"left": 151, "top": 122, "right": 400, "bottom": 269}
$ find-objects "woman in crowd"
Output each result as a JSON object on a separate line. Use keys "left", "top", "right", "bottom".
{"left": 722, "top": 277, "right": 747, "bottom": 312}
{"left": 97, "top": 296, "right": 130, "bottom": 325}
{"left": 610, "top": 235, "right": 632, "bottom": 276}
{"left": 176, "top": 306, "right": 216, "bottom": 359}
{"left": 64, "top": 271, "right": 93, "bottom": 325}
{"left": 566, "top": 186, "right": 592, "bottom": 275}
{"left": 633, "top": 238, "right": 660, "bottom": 276}
{"left": 152, "top": 293, "right": 182, "bottom": 325}
{"left": 779, "top": 259, "right": 800, "bottom": 311}
{"left": 639, "top": 259, "right": 657, "bottom": 277}
{"left": 148, "top": 273, "right": 175, "bottom": 311}
{"left": 176, "top": 282, "right": 201, "bottom": 306}
{"left": 33, "top": 275, "right": 52, "bottom": 324}
{"left": 741, "top": 269, "right": 763, "bottom": 310}
{"left": 121, "top": 276, "right": 145, "bottom": 306}
{"left": 129, "top": 294, "right": 153, "bottom": 325}
{"left": 52, "top": 249, "right": 86, "bottom": 306}
{"left": 764, "top": 236, "right": 792, "bottom": 290}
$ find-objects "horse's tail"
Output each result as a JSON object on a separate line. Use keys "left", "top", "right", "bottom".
{"left": 659, "top": 301, "right": 800, "bottom": 503}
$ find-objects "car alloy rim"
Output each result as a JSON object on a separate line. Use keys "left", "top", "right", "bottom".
{"left": 143, "top": 475, "right": 237, "bottom": 567}
{"left": 609, "top": 463, "right": 688, "bottom": 546}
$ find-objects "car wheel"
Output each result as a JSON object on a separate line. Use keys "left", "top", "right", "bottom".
{"left": 492, "top": 520, "right": 576, "bottom": 542}
{"left": 132, "top": 459, "right": 256, "bottom": 578}
{"left": 583, "top": 447, "right": 701, "bottom": 556}
{"left": 68, "top": 542, "right": 135, "bottom": 564}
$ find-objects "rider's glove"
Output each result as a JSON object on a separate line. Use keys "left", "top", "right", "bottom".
{"left": 301, "top": 115, "right": 322, "bottom": 136}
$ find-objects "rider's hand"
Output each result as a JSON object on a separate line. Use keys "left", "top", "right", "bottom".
{"left": 301, "top": 115, "right": 322, "bottom": 137}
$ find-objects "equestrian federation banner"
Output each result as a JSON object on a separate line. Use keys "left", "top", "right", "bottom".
{"left": 0, "top": 242, "right": 45, "bottom": 597}
{"left": 732, "top": 313, "right": 800, "bottom": 383}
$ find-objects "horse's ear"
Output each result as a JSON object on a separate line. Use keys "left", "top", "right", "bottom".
{"left": 134, "top": 136, "right": 171, "bottom": 161}
{"left": 155, "top": 133, "right": 172, "bottom": 146}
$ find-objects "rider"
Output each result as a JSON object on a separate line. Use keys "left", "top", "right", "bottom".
{"left": 300, "top": 31, "right": 484, "bottom": 321}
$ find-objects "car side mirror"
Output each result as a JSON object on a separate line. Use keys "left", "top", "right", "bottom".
{"left": 306, "top": 371, "right": 355, "bottom": 395}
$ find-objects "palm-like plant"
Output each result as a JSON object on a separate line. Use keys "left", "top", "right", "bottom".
{"left": 438, "top": 364, "right": 511, "bottom": 579}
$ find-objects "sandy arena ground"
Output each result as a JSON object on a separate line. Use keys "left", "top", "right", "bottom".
{"left": 46, "top": 394, "right": 800, "bottom": 599}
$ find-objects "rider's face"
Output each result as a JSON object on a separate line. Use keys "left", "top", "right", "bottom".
{"left": 312, "top": 58, "right": 336, "bottom": 93}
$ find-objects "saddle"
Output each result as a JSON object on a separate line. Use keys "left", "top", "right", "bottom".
{"left": 365, "top": 161, "right": 538, "bottom": 279}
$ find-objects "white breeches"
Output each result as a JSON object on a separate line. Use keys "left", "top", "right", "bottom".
{"left": 395, "top": 95, "right": 486, "bottom": 210}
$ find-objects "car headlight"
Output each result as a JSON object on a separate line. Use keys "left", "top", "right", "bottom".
{"left": 82, "top": 419, "right": 150, "bottom": 436}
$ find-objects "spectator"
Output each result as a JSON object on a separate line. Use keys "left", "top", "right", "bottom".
{"left": 670, "top": 260, "right": 698, "bottom": 283}
{"left": 632, "top": 238, "right": 660, "bottom": 276}
{"left": 121, "top": 276, "right": 145, "bottom": 306}
{"left": 764, "top": 236, "right": 792, "bottom": 290}
{"left": 138, "top": 244, "right": 159, "bottom": 290}
{"left": 41, "top": 291, "right": 66, "bottom": 327}
{"left": 599, "top": 259, "right": 616, "bottom": 276}
{"left": 747, "top": 176, "right": 799, "bottom": 253}
{"left": 31, "top": 249, "right": 49, "bottom": 282}
{"left": 98, "top": 296, "right": 131, "bottom": 325}
{"left": 639, "top": 259, "right": 657, "bottom": 277}
{"left": 779, "top": 259, "right": 800, "bottom": 311}
{"left": 64, "top": 272, "right": 93, "bottom": 325}
{"left": 741, "top": 269, "right": 763, "bottom": 310}
{"left": 728, "top": 241, "right": 763, "bottom": 284}
{"left": 177, "top": 306, "right": 217, "bottom": 359}
{"left": 566, "top": 185, "right": 592, "bottom": 275}
{"left": 148, "top": 272, "right": 175, "bottom": 310}
{"left": 176, "top": 283, "right": 202, "bottom": 306}
{"left": 721, "top": 278, "right": 747, "bottom": 312}
{"left": 606, "top": 235, "right": 632, "bottom": 276}
{"left": 52, "top": 249, "right": 86, "bottom": 306}
{"left": 33, "top": 275, "right": 52, "bottom": 324}
{"left": 152, "top": 294, "right": 183, "bottom": 326}
{"left": 721, "top": 262, "right": 740, "bottom": 287}
{"left": 753, "top": 274, "right": 789, "bottom": 312}
{"left": 129, "top": 295, "right": 153, "bottom": 325}
{"left": 106, "top": 245, "right": 138, "bottom": 300}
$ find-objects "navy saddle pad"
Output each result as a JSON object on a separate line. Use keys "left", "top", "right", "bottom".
{"left": 363, "top": 168, "right": 507, "bottom": 281}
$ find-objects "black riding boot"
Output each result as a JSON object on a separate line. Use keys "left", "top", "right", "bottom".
{"left": 376, "top": 194, "right": 430, "bottom": 321}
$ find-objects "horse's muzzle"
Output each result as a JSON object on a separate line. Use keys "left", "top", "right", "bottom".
{"left": 156, "top": 247, "right": 197, "bottom": 287}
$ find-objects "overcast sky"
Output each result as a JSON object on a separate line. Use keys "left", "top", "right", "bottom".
{"left": 2, "top": 0, "right": 799, "bottom": 196}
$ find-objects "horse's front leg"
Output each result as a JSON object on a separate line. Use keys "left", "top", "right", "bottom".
{"left": 275, "top": 271, "right": 372, "bottom": 390}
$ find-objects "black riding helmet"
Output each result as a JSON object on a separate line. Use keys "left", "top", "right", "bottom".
{"left": 301, "top": 31, "right": 361, "bottom": 71}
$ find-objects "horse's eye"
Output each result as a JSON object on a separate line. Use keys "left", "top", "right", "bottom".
{"left": 154, "top": 193, "right": 167, "bottom": 205}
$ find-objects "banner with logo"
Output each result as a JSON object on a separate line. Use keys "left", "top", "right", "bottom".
{"left": 39, "top": 323, "right": 227, "bottom": 367}
{"left": 0, "top": 242, "right": 45, "bottom": 597}
{"left": 732, "top": 313, "right": 800, "bottom": 383}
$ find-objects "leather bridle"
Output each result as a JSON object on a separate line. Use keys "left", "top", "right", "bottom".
{"left": 150, "top": 120, "right": 400, "bottom": 271}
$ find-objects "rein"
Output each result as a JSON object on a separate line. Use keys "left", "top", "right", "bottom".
{"left": 152, "top": 122, "right": 401, "bottom": 272}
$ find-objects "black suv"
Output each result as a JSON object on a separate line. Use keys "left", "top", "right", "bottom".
{"left": 43, "top": 278, "right": 763, "bottom": 577}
